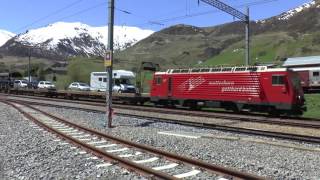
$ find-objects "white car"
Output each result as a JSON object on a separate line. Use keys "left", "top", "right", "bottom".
{"left": 13, "top": 80, "right": 28, "bottom": 88}
{"left": 68, "top": 82, "right": 90, "bottom": 91}
{"left": 38, "top": 81, "right": 56, "bottom": 89}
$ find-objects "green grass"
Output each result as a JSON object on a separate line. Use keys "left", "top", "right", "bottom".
{"left": 52, "top": 57, "right": 105, "bottom": 89}
{"left": 303, "top": 94, "right": 320, "bottom": 119}
{"left": 202, "top": 32, "right": 320, "bottom": 66}
{"left": 67, "top": 57, "right": 104, "bottom": 82}
{"left": 54, "top": 75, "right": 72, "bottom": 90}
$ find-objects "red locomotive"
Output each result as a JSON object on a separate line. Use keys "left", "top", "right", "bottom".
{"left": 150, "top": 66, "right": 306, "bottom": 115}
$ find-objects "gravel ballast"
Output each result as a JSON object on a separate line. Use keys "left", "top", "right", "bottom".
{"left": 0, "top": 102, "right": 145, "bottom": 179}
{"left": 34, "top": 105, "right": 320, "bottom": 180}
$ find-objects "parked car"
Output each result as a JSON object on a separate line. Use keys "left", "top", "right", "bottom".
{"left": 38, "top": 81, "right": 56, "bottom": 89}
{"left": 68, "top": 82, "right": 90, "bottom": 91}
{"left": 13, "top": 80, "right": 28, "bottom": 89}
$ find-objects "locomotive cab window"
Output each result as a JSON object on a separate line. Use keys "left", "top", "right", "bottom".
{"left": 313, "top": 72, "right": 319, "bottom": 77}
{"left": 156, "top": 77, "right": 162, "bottom": 85}
{"left": 272, "top": 75, "right": 285, "bottom": 85}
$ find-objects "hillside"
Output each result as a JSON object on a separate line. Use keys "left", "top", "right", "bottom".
{"left": 115, "top": 0, "right": 320, "bottom": 70}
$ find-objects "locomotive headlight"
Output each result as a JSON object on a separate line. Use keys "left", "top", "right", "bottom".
{"left": 297, "top": 95, "right": 301, "bottom": 100}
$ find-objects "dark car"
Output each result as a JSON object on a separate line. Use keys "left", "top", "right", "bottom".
{"left": 30, "top": 81, "right": 39, "bottom": 89}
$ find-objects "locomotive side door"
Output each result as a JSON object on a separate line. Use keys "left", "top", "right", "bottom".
{"left": 168, "top": 77, "right": 172, "bottom": 98}
{"left": 270, "top": 74, "right": 291, "bottom": 105}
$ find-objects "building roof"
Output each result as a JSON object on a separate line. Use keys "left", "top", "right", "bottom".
{"left": 283, "top": 56, "right": 320, "bottom": 67}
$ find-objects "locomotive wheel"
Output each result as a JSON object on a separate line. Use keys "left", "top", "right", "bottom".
{"left": 229, "top": 104, "right": 240, "bottom": 113}
{"left": 189, "top": 102, "right": 201, "bottom": 110}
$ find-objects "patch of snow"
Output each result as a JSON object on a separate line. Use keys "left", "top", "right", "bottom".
{"left": 0, "top": 29, "right": 15, "bottom": 46}
{"left": 256, "top": 19, "right": 266, "bottom": 24}
{"left": 278, "top": 0, "right": 315, "bottom": 20}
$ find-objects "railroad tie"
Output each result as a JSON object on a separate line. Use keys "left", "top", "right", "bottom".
{"left": 152, "top": 163, "right": 179, "bottom": 171}
{"left": 173, "top": 169, "right": 201, "bottom": 178}
{"left": 133, "top": 157, "right": 159, "bottom": 164}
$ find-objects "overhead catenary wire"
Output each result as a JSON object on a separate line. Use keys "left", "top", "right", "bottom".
{"left": 117, "top": 0, "right": 279, "bottom": 28}
{"left": 13, "top": 0, "right": 84, "bottom": 33}
{"left": 53, "top": 2, "right": 107, "bottom": 23}
{"left": 13, "top": 0, "right": 280, "bottom": 35}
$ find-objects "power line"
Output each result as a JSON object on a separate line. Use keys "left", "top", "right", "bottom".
{"left": 159, "top": 0, "right": 279, "bottom": 23}
{"left": 115, "top": 7, "right": 165, "bottom": 26}
{"left": 130, "top": 0, "right": 279, "bottom": 27}
{"left": 14, "top": 0, "right": 84, "bottom": 33}
{"left": 53, "top": 2, "right": 107, "bottom": 22}
{"left": 13, "top": 0, "right": 280, "bottom": 34}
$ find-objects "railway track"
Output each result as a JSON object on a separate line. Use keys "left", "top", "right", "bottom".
{"left": 5, "top": 93, "right": 320, "bottom": 129}
{"left": 2, "top": 99, "right": 263, "bottom": 180}
{"left": 5, "top": 97, "right": 320, "bottom": 144}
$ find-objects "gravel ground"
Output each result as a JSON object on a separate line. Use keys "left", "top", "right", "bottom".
{"left": 0, "top": 102, "right": 145, "bottom": 180}
{"left": 7, "top": 96, "right": 320, "bottom": 137}
{"left": 34, "top": 105, "right": 320, "bottom": 180}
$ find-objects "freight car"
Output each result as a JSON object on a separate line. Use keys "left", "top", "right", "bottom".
{"left": 7, "top": 88, "right": 150, "bottom": 104}
{"left": 150, "top": 66, "right": 306, "bottom": 115}
{"left": 0, "top": 73, "right": 12, "bottom": 92}
{"left": 290, "top": 67, "right": 320, "bottom": 93}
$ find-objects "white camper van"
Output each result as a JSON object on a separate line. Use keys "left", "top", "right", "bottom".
{"left": 90, "top": 70, "right": 136, "bottom": 93}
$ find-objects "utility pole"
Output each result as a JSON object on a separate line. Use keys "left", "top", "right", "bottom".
{"left": 199, "top": 0, "right": 250, "bottom": 65}
{"left": 105, "top": 0, "right": 114, "bottom": 128}
{"left": 28, "top": 47, "right": 31, "bottom": 88}
{"left": 245, "top": 7, "right": 250, "bottom": 66}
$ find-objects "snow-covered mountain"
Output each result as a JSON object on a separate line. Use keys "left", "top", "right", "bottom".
{"left": 0, "top": 30, "right": 15, "bottom": 47}
{"left": 278, "top": 0, "right": 318, "bottom": 20}
{"left": 1, "top": 22, "right": 154, "bottom": 59}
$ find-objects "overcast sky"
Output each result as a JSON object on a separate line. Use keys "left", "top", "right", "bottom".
{"left": 0, "top": 0, "right": 311, "bottom": 33}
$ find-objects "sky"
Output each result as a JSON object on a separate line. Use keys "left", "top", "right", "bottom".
{"left": 0, "top": 0, "right": 312, "bottom": 34}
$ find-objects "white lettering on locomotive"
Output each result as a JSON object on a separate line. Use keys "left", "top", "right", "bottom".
{"left": 221, "top": 86, "right": 259, "bottom": 93}
{"left": 208, "top": 80, "right": 234, "bottom": 85}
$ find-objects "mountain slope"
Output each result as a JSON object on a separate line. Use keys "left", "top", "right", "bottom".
{"left": 0, "top": 30, "right": 15, "bottom": 47}
{"left": 0, "top": 22, "right": 154, "bottom": 59}
{"left": 115, "top": 0, "right": 320, "bottom": 70}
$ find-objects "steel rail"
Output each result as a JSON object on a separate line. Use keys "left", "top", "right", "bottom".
{"left": 4, "top": 99, "right": 264, "bottom": 180}
{"left": 3, "top": 100, "right": 176, "bottom": 180}
{"left": 6, "top": 98, "right": 320, "bottom": 144}
{"left": 4, "top": 93, "right": 320, "bottom": 129}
